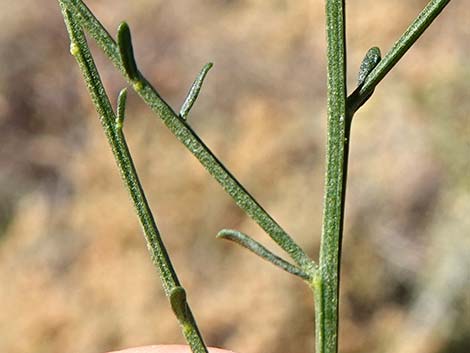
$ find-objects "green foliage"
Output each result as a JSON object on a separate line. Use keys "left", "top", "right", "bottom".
{"left": 57, "top": 0, "right": 452, "bottom": 352}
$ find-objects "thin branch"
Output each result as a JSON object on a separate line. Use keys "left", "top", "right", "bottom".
{"left": 60, "top": 0, "right": 314, "bottom": 271}
{"left": 58, "top": 6, "right": 208, "bottom": 352}
{"left": 318, "top": 1, "right": 348, "bottom": 353}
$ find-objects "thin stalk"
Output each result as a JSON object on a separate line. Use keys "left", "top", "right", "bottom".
{"left": 60, "top": 0, "right": 314, "bottom": 272}
{"left": 316, "top": 1, "right": 347, "bottom": 353}
{"left": 59, "top": 6, "right": 208, "bottom": 353}
{"left": 316, "top": 1, "right": 452, "bottom": 352}
{"left": 348, "top": 0, "right": 452, "bottom": 113}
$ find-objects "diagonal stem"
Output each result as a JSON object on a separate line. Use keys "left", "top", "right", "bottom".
{"left": 60, "top": 0, "right": 314, "bottom": 271}
{"left": 59, "top": 5, "right": 208, "bottom": 352}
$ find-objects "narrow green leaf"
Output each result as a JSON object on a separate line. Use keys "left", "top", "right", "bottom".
{"left": 180, "top": 63, "right": 213, "bottom": 120}
{"left": 117, "top": 21, "right": 140, "bottom": 81}
{"left": 217, "top": 229, "right": 313, "bottom": 280}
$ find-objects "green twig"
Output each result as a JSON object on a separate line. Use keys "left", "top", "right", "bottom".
{"left": 318, "top": 1, "right": 452, "bottom": 353}
{"left": 58, "top": 1, "right": 452, "bottom": 352}
{"left": 58, "top": 5, "right": 208, "bottom": 353}
{"left": 217, "top": 229, "right": 313, "bottom": 280}
{"left": 317, "top": 1, "right": 348, "bottom": 353}
{"left": 59, "top": 0, "right": 314, "bottom": 272}
{"left": 348, "top": 0, "right": 452, "bottom": 114}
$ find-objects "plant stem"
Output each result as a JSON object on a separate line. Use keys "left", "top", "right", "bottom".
{"left": 348, "top": 0, "right": 452, "bottom": 113}
{"left": 59, "top": 6, "right": 208, "bottom": 353}
{"left": 315, "top": 1, "right": 347, "bottom": 353}
{"left": 60, "top": 0, "right": 314, "bottom": 272}
{"left": 316, "top": 1, "right": 452, "bottom": 352}
{"left": 58, "top": 1, "right": 453, "bottom": 352}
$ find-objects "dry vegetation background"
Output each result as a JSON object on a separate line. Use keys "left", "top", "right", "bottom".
{"left": 1, "top": 1, "right": 469, "bottom": 353}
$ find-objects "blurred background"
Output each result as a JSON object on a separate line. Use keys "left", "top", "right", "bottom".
{"left": 0, "top": 1, "right": 469, "bottom": 353}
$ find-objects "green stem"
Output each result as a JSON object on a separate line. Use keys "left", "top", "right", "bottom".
{"left": 59, "top": 5, "right": 208, "bottom": 353}
{"left": 58, "top": 1, "right": 453, "bottom": 352}
{"left": 348, "top": 0, "right": 452, "bottom": 113}
{"left": 316, "top": 1, "right": 347, "bottom": 353}
{"left": 60, "top": 0, "right": 314, "bottom": 272}
{"left": 316, "top": 1, "right": 451, "bottom": 352}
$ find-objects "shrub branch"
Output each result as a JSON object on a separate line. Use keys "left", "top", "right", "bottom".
{"left": 59, "top": 0, "right": 314, "bottom": 272}
{"left": 59, "top": 5, "right": 208, "bottom": 352}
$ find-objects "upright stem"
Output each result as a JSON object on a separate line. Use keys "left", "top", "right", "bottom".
{"left": 315, "top": 1, "right": 347, "bottom": 353}
{"left": 60, "top": 0, "right": 313, "bottom": 272}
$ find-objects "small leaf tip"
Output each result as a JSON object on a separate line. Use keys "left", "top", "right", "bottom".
{"left": 116, "top": 87, "right": 128, "bottom": 129}
{"left": 216, "top": 229, "right": 232, "bottom": 238}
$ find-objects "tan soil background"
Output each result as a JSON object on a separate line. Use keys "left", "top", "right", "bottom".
{"left": 1, "top": 1, "right": 469, "bottom": 353}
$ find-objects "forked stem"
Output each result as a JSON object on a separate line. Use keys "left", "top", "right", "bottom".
{"left": 60, "top": 0, "right": 314, "bottom": 272}
{"left": 57, "top": 1, "right": 453, "bottom": 352}
{"left": 348, "top": 0, "right": 452, "bottom": 114}
{"left": 59, "top": 5, "right": 208, "bottom": 352}
{"left": 317, "top": 1, "right": 452, "bottom": 353}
